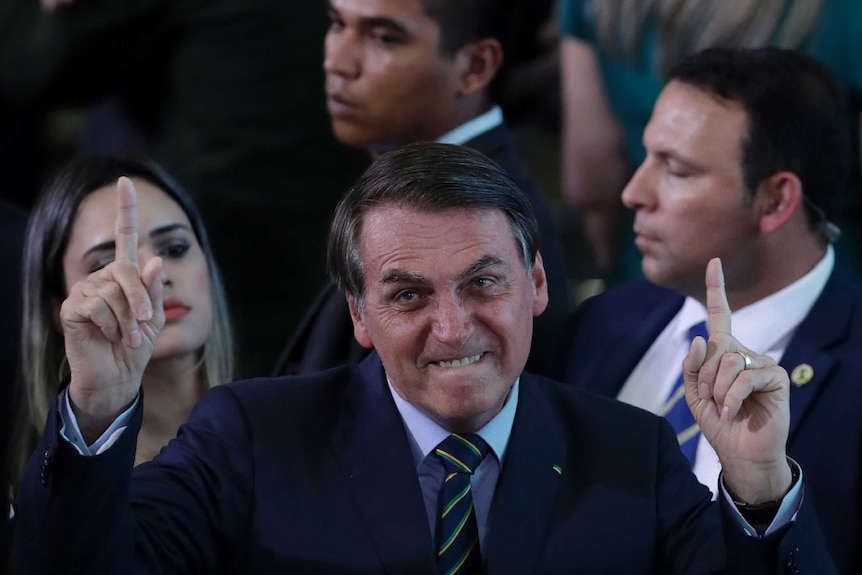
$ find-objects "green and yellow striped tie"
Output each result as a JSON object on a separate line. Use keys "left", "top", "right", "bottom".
{"left": 434, "top": 433, "right": 490, "bottom": 575}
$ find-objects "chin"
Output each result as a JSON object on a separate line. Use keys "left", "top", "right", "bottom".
{"left": 331, "top": 124, "right": 372, "bottom": 148}
{"left": 640, "top": 258, "right": 669, "bottom": 285}
{"left": 444, "top": 390, "right": 501, "bottom": 417}
{"left": 151, "top": 335, "right": 206, "bottom": 363}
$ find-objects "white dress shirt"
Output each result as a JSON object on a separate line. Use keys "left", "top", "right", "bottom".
{"left": 436, "top": 105, "right": 503, "bottom": 145}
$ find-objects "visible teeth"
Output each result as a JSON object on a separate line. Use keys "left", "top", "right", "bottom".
{"left": 437, "top": 354, "right": 482, "bottom": 369}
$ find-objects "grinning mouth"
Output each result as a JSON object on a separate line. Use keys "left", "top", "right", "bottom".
{"left": 434, "top": 354, "right": 483, "bottom": 369}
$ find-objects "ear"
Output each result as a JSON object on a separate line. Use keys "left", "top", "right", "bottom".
{"left": 346, "top": 291, "right": 374, "bottom": 349}
{"left": 455, "top": 38, "right": 503, "bottom": 97}
{"left": 530, "top": 252, "right": 549, "bottom": 317}
{"left": 755, "top": 172, "right": 803, "bottom": 234}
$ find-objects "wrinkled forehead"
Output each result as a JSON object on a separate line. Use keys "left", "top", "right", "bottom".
{"left": 359, "top": 202, "right": 508, "bottom": 235}
{"left": 358, "top": 205, "right": 517, "bottom": 271}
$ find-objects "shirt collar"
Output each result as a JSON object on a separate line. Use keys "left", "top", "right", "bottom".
{"left": 436, "top": 106, "right": 504, "bottom": 145}
{"left": 388, "top": 375, "right": 518, "bottom": 467}
{"left": 676, "top": 246, "right": 834, "bottom": 351}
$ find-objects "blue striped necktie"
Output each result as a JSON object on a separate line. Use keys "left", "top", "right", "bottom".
{"left": 659, "top": 321, "right": 708, "bottom": 465}
{"left": 434, "top": 433, "right": 490, "bottom": 575}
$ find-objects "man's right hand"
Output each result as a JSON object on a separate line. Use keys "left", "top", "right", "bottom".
{"left": 60, "top": 177, "right": 165, "bottom": 443}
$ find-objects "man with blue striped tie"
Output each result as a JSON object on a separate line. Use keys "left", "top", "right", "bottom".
{"left": 557, "top": 46, "right": 862, "bottom": 573}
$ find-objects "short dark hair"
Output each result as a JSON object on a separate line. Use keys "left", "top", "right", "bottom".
{"left": 327, "top": 142, "right": 538, "bottom": 310}
{"left": 420, "top": 0, "right": 506, "bottom": 57}
{"left": 668, "top": 47, "right": 852, "bottom": 236}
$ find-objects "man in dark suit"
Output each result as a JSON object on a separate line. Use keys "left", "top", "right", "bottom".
{"left": 557, "top": 48, "right": 862, "bottom": 573}
{"left": 17, "top": 143, "right": 834, "bottom": 573}
{"left": 275, "top": 0, "right": 568, "bottom": 377}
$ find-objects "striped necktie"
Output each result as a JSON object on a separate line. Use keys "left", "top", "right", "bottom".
{"left": 658, "top": 321, "right": 708, "bottom": 465}
{"left": 434, "top": 433, "right": 490, "bottom": 575}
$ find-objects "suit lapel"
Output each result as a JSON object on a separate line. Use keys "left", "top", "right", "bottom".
{"left": 484, "top": 374, "right": 567, "bottom": 574}
{"left": 576, "top": 286, "right": 684, "bottom": 398}
{"left": 330, "top": 354, "right": 436, "bottom": 574}
{"left": 780, "top": 268, "right": 852, "bottom": 444}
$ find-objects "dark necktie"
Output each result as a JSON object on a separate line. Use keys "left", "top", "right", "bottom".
{"left": 658, "top": 321, "right": 708, "bottom": 465}
{"left": 434, "top": 433, "right": 491, "bottom": 575}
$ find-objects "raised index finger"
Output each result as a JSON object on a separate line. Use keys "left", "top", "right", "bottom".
{"left": 705, "top": 257, "right": 732, "bottom": 336}
{"left": 115, "top": 177, "right": 139, "bottom": 268}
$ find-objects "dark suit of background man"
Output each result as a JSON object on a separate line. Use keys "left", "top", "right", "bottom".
{"left": 17, "top": 142, "right": 835, "bottom": 573}
{"left": 557, "top": 47, "right": 862, "bottom": 573}
{"left": 0, "top": 0, "right": 368, "bottom": 377}
{"left": 274, "top": 0, "right": 568, "bottom": 378}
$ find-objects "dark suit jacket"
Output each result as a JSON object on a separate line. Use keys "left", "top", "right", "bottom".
{"left": 17, "top": 354, "right": 833, "bottom": 573}
{"left": 556, "top": 266, "right": 862, "bottom": 573}
{"left": 273, "top": 121, "right": 569, "bottom": 378}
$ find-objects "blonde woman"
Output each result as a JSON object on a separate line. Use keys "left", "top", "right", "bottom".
{"left": 10, "top": 155, "right": 234, "bottom": 487}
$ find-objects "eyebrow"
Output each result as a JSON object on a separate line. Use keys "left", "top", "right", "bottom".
{"left": 380, "top": 269, "right": 427, "bottom": 285}
{"left": 327, "top": 3, "right": 410, "bottom": 36}
{"left": 657, "top": 150, "right": 707, "bottom": 173}
{"left": 378, "top": 255, "right": 505, "bottom": 286}
{"left": 359, "top": 15, "right": 409, "bottom": 35}
{"left": 454, "top": 255, "right": 504, "bottom": 282}
{"left": 82, "top": 223, "right": 192, "bottom": 258}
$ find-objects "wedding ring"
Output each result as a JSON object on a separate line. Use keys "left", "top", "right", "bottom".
{"left": 735, "top": 351, "right": 753, "bottom": 370}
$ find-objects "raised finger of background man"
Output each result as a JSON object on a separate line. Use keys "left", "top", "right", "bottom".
{"left": 696, "top": 258, "right": 737, "bottom": 399}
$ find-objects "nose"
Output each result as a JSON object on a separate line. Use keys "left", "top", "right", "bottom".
{"left": 430, "top": 292, "right": 472, "bottom": 345}
{"left": 324, "top": 28, "right": 360, "bottom": 78}
{"left": 621, "top": 160, "right": 656, "bottom": 211}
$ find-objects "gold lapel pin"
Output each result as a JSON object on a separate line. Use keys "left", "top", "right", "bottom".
{"left": 790, "top": 363, "right": 814, "bottom": 387}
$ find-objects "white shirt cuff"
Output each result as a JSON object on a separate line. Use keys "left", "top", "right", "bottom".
{"left": 719, "top": 458, "right": 803, "bottom": 537}
{"left": 58, "top": 388, "right": 139, "bottom": 455}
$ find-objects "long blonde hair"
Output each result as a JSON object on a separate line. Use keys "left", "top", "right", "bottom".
{"left": 10, "top": 155, "right": 234, "bottom": 488}
{"left": 592, "top": 0, "right": 824, "bottom": 76}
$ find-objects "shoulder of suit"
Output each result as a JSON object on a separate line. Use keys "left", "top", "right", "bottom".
{"left": 212, "top": 364, "right": 359, "bottom": 407}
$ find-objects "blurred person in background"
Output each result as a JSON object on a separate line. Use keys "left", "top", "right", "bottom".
{"left": 558, "top": 0, "right": 862, "bottom": 285}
